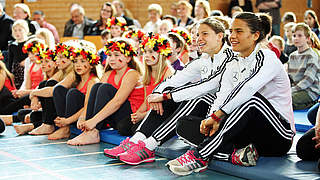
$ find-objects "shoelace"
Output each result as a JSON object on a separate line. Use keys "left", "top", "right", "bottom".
{"left": 127, "top": 140, "right": 145, "bottom": 154}
{"left": 177, "top": 150, "right": 197, "bottom": 166}
{"left": 119, "top": 138, "right": 131, "bottom": 150}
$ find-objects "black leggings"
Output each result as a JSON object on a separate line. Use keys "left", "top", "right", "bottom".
{"left": 177, "top": 93, "right": 294, "bottom": 161}
{"left": 0, "top": 86, "right": 31, "bottom": 115}
{"left": 53, "top": 85, "right": 85, "bottom": 121}
{"left": 85, "top": 83, "right": 133, "bottom": 135}
{"left": 296, "top": 128, "right": 320, "bottom": 161}
{"left": 137, "top": 94, "right": 214, "bottom": 145}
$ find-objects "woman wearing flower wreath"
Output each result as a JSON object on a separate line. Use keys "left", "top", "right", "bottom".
{"left": 107, "top": 16, "right": 127, "bottom": 39}
{"left": 26, "top": 42, "right": 74, "bottom": 135}
{"left": 66, "top": 38, "right": 144, "bottom": 146}
{"left": 123, "top": 29, "right": 145, "bottom": 63}
{"left": 104, "top": 17, "right": 235, "bottom": 165}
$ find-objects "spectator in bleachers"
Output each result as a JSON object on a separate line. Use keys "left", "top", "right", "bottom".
{"left": 143, "top": 4, "right": 162, "bottom": 34}
{"left": 32, "top": 10, "right": 59, "bottom": 43}
{"left": 288, "top": 23, "right": 320, "bottom": 110}
{"left": 282, "top": 11, "right": 296, "bottom": 25}
{"left": 162, "top": 15, "right": 177, "bottom": 28}
{"left": 193, "top": 0, "right": 210, "bottom": 22}
{"left": 230, "top": 6, "right": 243, "bottom": 18}
{"left": 112, "top": 0, "right": 134, "bottom": 26}
{"left": 13, "top": 3, "right": 39, "bottom": 35}
{"left": 63, "top": 5, "right": 94, "bottom": 39}
{"left": 170, "top": 2, "right": 178, "bottom": 18}
{"left": 8, "top": 20, "right": 29, "bottom": 89}
{"left": 304, "top": 10, "right": 320, "bottom": 39}
{"left": 0, "top": 3, "right": 14, "bottom": 59}
{"left": 98, "top": 29, "right": 110, "bottom": 66}
{"left": 228, "top": 0, "right": 253, "bottom": 17}
{"left": 256, "top": 0, "right": 281, "bottom": 36}
{"left": 186, "top": 22, "right": 200, "bottom": 61}
{"left": 270, "top": 35, "right": 288, "bottom": 64}
{"left": 177, "top": 1, "right": 194, "bottom": 27}
{"left": 90, "top": 2, "right": 116, "bottom": 36}
{"left": 283, "top": 22, "right": 297, "bottom": 57}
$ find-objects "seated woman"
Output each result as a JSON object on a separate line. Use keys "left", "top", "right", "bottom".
{"left": 66, "top": 38, "right": 144, "bottom": 146}
{"left": 166, "top": 12, "right": 295, "bottom": 176}
{"left": 296, "top": 100, "right": 320, "bottom": 170}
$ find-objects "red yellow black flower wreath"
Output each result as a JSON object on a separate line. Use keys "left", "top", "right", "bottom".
{"left": 140, "top": 32, "right": 172, "bottom": 58}
{"left": 106, "top": 17, "right": 127, "bottom": 32}
{"left": 169, "top": 28, "right": 192, "bottom": 46}
{"left": 104, "top": 39, "right": 138, "bottom": 57}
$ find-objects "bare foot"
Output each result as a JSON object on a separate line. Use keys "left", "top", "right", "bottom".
{"left": 48, "top": 126, "right": 70, "bottom": 140}
{"left": 1, "top": 115, "right": 13, "bottom": 125}
{"left": 24, "top": 114, "right": 31, "bottom": 124}
{"left": 67, "top": 128, "right": 100, "bottom": 146}
{"left": 28, "top": 124, "right": 55, "bottom": 135}
{"left": 14, "top": 124, "right": 34, "bottom": 135}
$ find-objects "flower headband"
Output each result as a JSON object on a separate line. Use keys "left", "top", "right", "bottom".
{"left": 104, "top": 39, "right": 137, "bottom": 57}
{"left": 169, "top": 28, "right": 192, "bottom": 46}
{"left": 140, "top": 32, "right": 172, "bottom": 58}
{"left": 39, "top": 48, "right": 56, "bottom": 61}
{"left": 55, "top": 43, "right": 74, "bottom": 60}
{"left": 71, "top": 48, "right": 100, "bottom": 65}
{"left": 124, "top": 29, "right": 145, "bottom": 42}
{"left": 22, "top": 42, "right": 45, "bottom": 63}
{"left": 106, "top": 17, "right": 127, "bottom": 31}
{"left": 0, "top": 50, "right": 3, "bottom": 61}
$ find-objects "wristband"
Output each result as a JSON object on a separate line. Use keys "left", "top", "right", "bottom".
{"left": 210, "top": 113, "right": 221, "bottom": 123}
{"left": 162, "top": 93, "right": 169, "bottom": 101}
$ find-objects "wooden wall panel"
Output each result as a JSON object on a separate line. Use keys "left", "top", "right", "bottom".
{"left": 4, "top": 0, "right": 320, "bottom": 38}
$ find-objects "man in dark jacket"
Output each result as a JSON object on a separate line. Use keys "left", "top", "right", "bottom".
{"left": 0, "top": 3, "right": 14, "bottom": 61}
{"left": 63, "top": 5, "right": 94, "bottom": 39}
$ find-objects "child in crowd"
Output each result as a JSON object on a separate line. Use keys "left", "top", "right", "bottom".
{"left": 27, "top": 42, "right": 74, "bottom": 135}
{"left": 107, "top": 17, "right": 127, "bottom": 38}
{"left": 104, "top": 17, "right": 235, "bottom": 166}
{"left": 158, "top": 20, "right": 173, "bottom": 35}
{"left": 143, "top": 4, "right": 162, "bottom": 33}
{"left": 187, "top": 23, "right": 201, "bottom": 61}
{"left": 13, "top": 48, "right": 58, "bottom": 135}
{"left": 47, "top": 40, "right": 100, "bottom": 140}
{"left": 123, "top": 29, "right": 145, "bottom": 62}
{"left": 98, "top": 29, "right": 110, "bottom": 66}
{"left": 283, "top": 22, "right": 297, "bottom": 57}
{"left": 167, "top": 12, "right": 295, "bottom": 176}
{"left": 66, "top": 38, "right": 144, "bottom": 145}
{"left": 117, "top": 33, "right": 173, "bottom": 136}
{"left": 8, "top": 19, "right": 29, "bottom": 89}
{"left": 169, "top": 27, "right": 191, "bottom": 65}
{"left": 270, "top": 35, "right": 288, "bottom": 63}
{"left": 304, "top": 10, "right": 320, "bottom": 39}
{"left": 288, "top": 23, "right": 320, "bottom": 110}
{"left": 282, "top": 12, "right": 296, "bottom": 25}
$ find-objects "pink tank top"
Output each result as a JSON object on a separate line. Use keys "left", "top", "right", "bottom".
{"left": 29, "top": 63, "right": 43, "bottom": 89}
{"left": 107, "top": 67, "right": 144, "bottom": 113}
{"left": 77, "top": 74, "right": 95, "bottom": 94}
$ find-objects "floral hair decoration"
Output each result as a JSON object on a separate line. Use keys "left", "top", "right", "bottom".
{"left": 39, "top": 48, "right": 56, "bottom": 61}
{"left": 104, "top": 39, "right": 138, "bottom": 57}
{"left": 106, "top": 17, "right": 127, "bottom": 31}
{"left": 0, "top": 50, "right": 3, "bottom": 61}
{"left": 169, "top": 28, "right": 192, "bottom": 46}
{"left": 71, "top": 47, "right": 100, "bottom": 66}
{"left": 22, "top": 42, "right": 45, "bottom": 63}
{"left": 55, "top": 43, "right": 74, "bottom": 60}
{"left": 140, "top": 32, "right": 172, "bottom": 58}
{"left": 124, "top": 29, "right": 146, "bottom": 42}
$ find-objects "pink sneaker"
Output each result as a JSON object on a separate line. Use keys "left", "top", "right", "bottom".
{"left": 118, "top": 140, "right": 155, "bottom": 165}
{"left": 104, "top": 137, "right": 135, "bottom": 159}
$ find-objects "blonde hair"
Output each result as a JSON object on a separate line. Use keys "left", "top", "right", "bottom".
{"left": 293, "top": 23, "right": 312, "bottom": 38}
{"left": 36, "top": 28, "right": 55, "bottom": 50}
{"left": 195, "top": 0, "right": 210, "bottom": 18}
{"left": 178, "top": 0, "right": 193, "bottom": 16}
{"left": 269, "top": 35, "right": 285, "bottom": 50}
{"left": 148, "top": 4, "right": 162, "bottom": 16}
{"left": 284, "top": 22, "right": 296, "bottom": 30}
{"left": 14, "top": 3, "right": 31, "bottom": 18}
{"left": 142, "top": 53, "right": 171, "bottom": 86}
{"left": 310, "top": 31, "right": 320, "bottom": 50}
{"left": 12, "top": 19, "right": 29, "bottom": 39}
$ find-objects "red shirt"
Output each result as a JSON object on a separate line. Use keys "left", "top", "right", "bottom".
{"left": 77, "top": 74, "right": 95, "bottom": 94}
{"left": 29, "top": 63, "right": 43, "bottom": 89}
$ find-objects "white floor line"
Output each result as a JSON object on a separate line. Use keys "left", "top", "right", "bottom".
{"left": 0, "top": 141, "right": 67, "bottom": 150}
{"left": 0, "top": 157, "right": 168, "bottom": 179}
{"left": 0, "top": 135, "right": 47, "bottom": 141}
{"left": 0, "top": 151, "right": 103, "bottom": 165}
